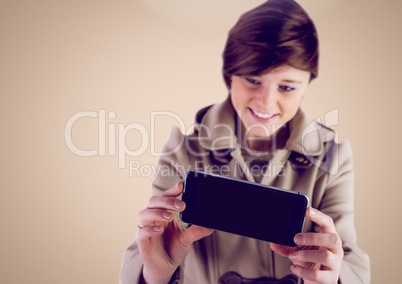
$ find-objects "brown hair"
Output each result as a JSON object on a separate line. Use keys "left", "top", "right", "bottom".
{"left": 222, "top": 0, "right": 319, "bottom": 89}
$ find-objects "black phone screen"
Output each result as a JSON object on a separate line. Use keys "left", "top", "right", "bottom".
{"left": 180, "top": 170, "right": 308, "bottom": 246}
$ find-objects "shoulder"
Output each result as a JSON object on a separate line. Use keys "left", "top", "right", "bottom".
{"left": 286, "top": 109, "right": 336, "bottom": 157}
{"left": 286, "top": 109, "right": 354, "bottom": 175}
{"left": 327, "top": 139, "right": 353, "bottom": 176}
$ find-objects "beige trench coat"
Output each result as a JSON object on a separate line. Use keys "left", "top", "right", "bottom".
{"left": 120, "top": 97, "right": 370, "bottom": 284}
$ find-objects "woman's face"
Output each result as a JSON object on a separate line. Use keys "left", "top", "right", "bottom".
{"left": 230, "top": 65, "right": 310, "bottom": 138}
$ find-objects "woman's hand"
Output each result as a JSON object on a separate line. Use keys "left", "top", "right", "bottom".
{"left": 270, "top": 207, "right": 344, "bottom": 284}
{"left": 136, "top": 182, "right": 214, "bottom": 284}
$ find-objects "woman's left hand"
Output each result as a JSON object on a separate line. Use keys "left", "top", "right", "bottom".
{"left": 270, "top": 207, "right": 344, "bottom": 284}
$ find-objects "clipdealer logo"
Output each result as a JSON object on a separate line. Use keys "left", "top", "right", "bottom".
{"left": 64, "top": 108, "right": 340, "bottom": 177}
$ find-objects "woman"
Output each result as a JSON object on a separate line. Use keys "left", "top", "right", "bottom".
{"left": 120, "top": 0, "right": 370, "bottom": 283}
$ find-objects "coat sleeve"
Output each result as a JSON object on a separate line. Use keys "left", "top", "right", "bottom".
{"left": 319, "top": 140, "right": 370, "bottom": 283}
{"left": 119, "top": 241, "right": 144, "bottom": 284}
{"left": 119, "top": 126, "right": 191, "bottom": 284}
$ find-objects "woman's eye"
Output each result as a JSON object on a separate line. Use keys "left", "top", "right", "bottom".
{"left": 245, "top": 77, "right": 261, "bottom": 86}
{"left": 278, "top": 85, "right": 295, "bottom": 92}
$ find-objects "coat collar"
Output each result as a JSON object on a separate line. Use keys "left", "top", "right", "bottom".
{"left": 195, "top": 96, "right": 336, "bottom": 157}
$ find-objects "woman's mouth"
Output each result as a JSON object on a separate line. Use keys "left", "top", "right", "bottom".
{"left": 249, "top": 108, "right": 277, "bottom": 122}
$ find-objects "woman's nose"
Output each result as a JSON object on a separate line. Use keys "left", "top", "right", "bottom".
{"left": 259, "top": 86, "right": 277, "bottom": 105}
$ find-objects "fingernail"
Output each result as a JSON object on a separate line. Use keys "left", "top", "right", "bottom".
{"left": 174, "top": 200, "right": 183, "bottom": 209}
{"left": 310, "top": 207, "right": 316, "bottom": 217}
{"left": 289, "top": 253, "right": 298, "bottom": 261}
{"left": 294, "top": 234, "right": 304, "bottom": 245}
{"left": 162, "top": 211, "right": 172, "bottom": 219}
{"left": 176, "top": 182, "right": 183, "bottom": 191}
{"left": 152, "top": 226, "right": 161, "bottom": 232}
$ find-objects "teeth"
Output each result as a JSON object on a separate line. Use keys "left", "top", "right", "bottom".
{"left": 251, "top": 108, "right": 274, "bottom": 119}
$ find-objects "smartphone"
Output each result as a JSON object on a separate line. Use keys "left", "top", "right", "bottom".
{"left": 180, "top": 170, "right": 309, "bottom": 247}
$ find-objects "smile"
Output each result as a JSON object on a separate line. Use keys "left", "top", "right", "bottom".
{"left": 250, "top": 108, "right": 275, "bottom": 119}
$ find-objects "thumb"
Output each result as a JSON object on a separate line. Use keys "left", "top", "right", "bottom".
{"left": 162, "top": 182, "right": 183, "bottom": 198}
{"left": 270, "top": 243, "right": 297, "bottom": 257}
{"left": 181, "top": 225, "right": 214, "bottom": 247}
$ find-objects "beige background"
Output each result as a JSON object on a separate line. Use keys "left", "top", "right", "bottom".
{"left": 1, "top": 0, "right": 401, "bottom": 283}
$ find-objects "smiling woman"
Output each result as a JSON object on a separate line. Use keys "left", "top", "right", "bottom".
{"left": 120, "top": 0, "right": 370, "bottom": 283}
{"left": 230, "top": 66, "right": 310, "bottom": 141}
{"left": 222, "top": 0, "right": 318, "bottom": 144}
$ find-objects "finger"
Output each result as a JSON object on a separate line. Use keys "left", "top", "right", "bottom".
{"left": 294, "top": 232, "right": 342, "bottom": 253}
{"left": 138, "top": 208, "right": 175, "bottom": 228}
{"left": 307, "top": 207, "right": 336, "bottom": 234}
{"left": 290, "top": 260, "right": 316, "bottom": 270}
{"left": 136, "top": 225, "right": 164, "bottom": 244}
{"left": 290, "top": 264, "right": 338, "bottom": 284}
{"left": 181, "top": 225, "right": 214, "bottom": 247}
{"left": 269, "top": 243, "right": 297, "bottom": 257}
{"left": 147, "top": 195, "right": 186, "bottom": 212}
{"left": 161, "top": 182, "right": 184, "bottom": 198}
{"left": 289, "top": 249, "right": 338, "bottom": 269}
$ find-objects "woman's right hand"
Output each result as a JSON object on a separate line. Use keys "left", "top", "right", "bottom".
{"left": 136, "top": 182, "right": 214, "bottom": 284}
